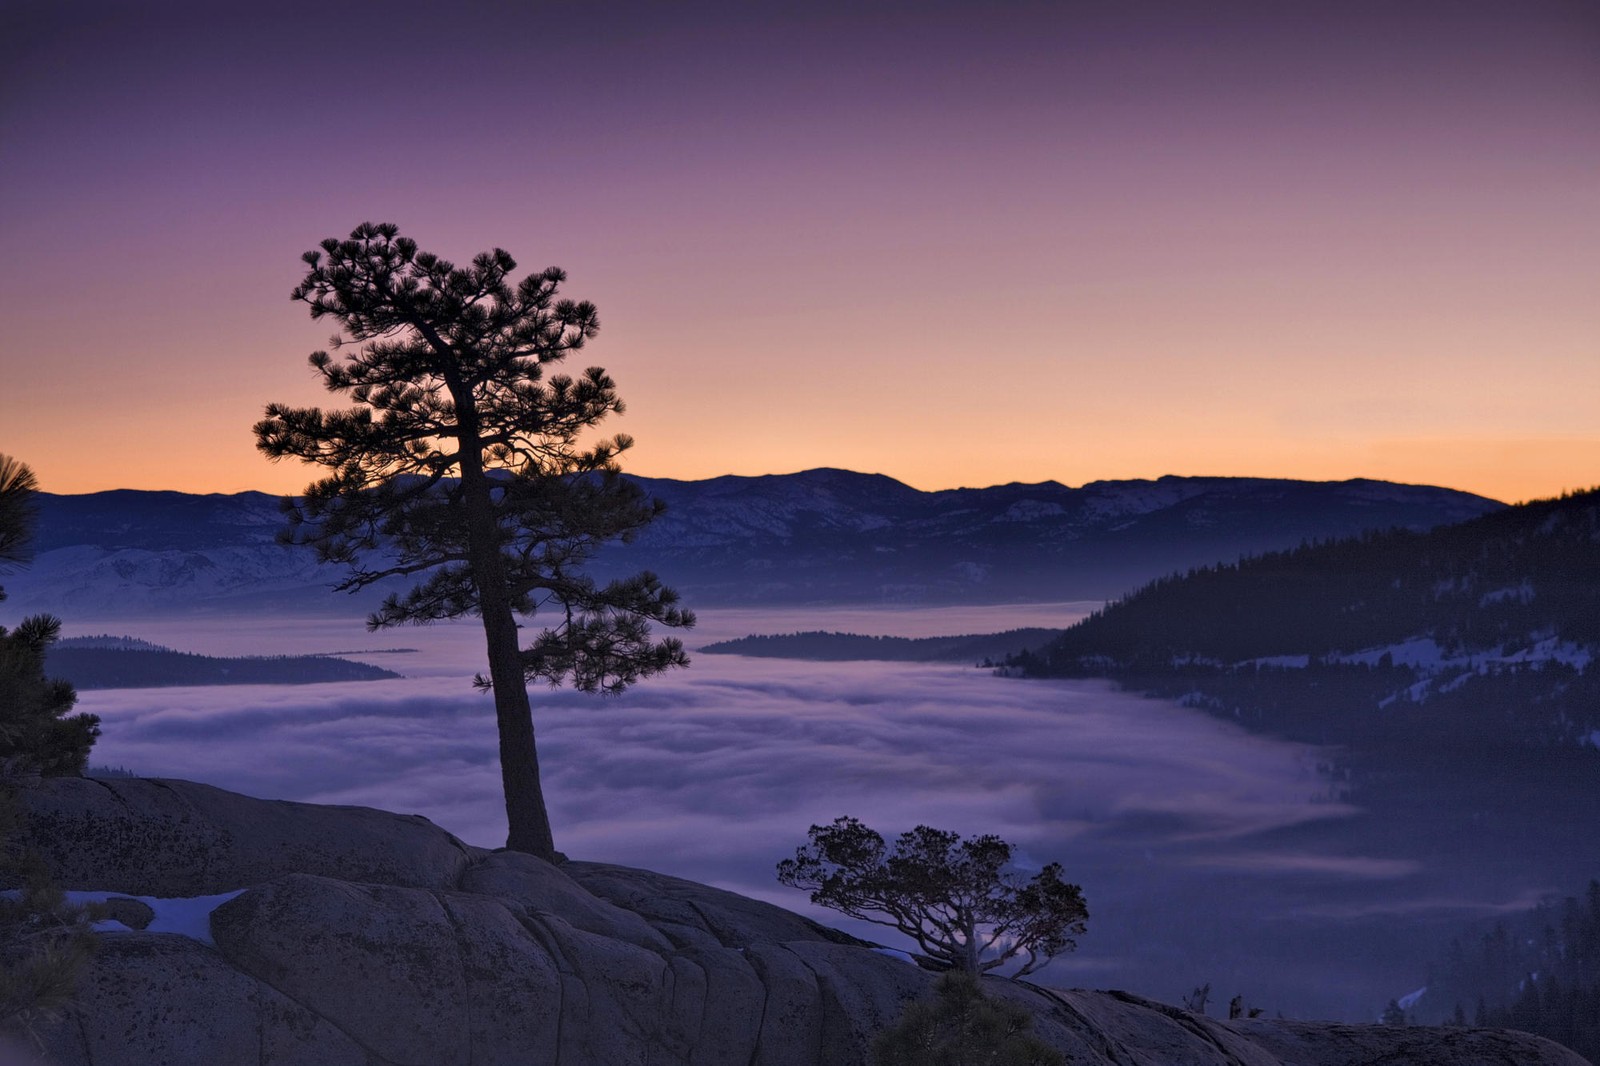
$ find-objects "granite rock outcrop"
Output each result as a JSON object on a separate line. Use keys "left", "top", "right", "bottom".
{"left": 12, "top": 777, "right": 1589, "bottom": 1066}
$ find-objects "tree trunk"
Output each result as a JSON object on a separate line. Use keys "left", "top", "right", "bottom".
{"left": 442, "top": 364, "right": 558, "bottom": 860}
{"left": 480, "top": 594, "right": 556, "bottom": 858}
{"left": 962, "top": 917, "right": 981, "bottom": 975}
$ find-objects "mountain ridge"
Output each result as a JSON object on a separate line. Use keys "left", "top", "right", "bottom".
{"left": 8, "top": 470, "right": 1503, "bottom": 616}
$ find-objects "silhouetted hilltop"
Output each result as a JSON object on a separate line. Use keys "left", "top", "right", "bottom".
{"left": 700, "top": 627, "right": 1064, "bottom": 663}
{"left": 46, "top": 637, "right": 402, "bottom": 689}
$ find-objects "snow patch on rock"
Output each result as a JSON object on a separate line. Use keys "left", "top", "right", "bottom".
{"left": 72, "top": 889, "right": 247, "bottom": 945}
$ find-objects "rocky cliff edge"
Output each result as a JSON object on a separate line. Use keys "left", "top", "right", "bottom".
{"left": 9, "top": 778, "right": 1589, "bottom": 1066}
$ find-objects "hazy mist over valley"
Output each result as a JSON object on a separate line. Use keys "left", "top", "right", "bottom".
{"left": 51, "top": 599, "right": 1595, "bottom": 1023}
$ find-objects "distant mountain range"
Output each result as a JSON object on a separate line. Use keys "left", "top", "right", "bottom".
{"left": 6, "top": 469, "right": 1502, "bottom": 617}
{"left": 1012, "top": 487, "right": 1600, "bottom": 755}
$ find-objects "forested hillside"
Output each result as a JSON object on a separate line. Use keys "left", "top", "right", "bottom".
{"left": 1418, "top": 881, "right": 1600, "bottom": 1062}
{"left": 1012, "top": 488, "right": 1600, "bottom": 754}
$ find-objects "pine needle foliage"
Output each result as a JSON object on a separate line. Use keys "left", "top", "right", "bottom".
{"left": 255, "top": 224, "right": 693, "bottom": 858}
{"left": 0, "top": 457, "right": 97, "bottom": 1049}
{"left": 0, "top": 617, "right": 96, "bottom": 777}
{"left": 0, "top": 455, "right": 97, "bottom": 777}
{"left": 778, "top": 816, "right": 1087, "bottom": 977}
{"left": 0, "top": 457, "right": 38, "bottom": 571}
{"left": 0, "top": 790, "right": 95, "bottom": 1048}
{"left": 872, "top": 972, "right": 1065, "bottom": 1066}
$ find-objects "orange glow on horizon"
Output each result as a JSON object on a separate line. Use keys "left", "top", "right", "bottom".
{"left": 2, "top": 3, "right": 1595, "bottom": 510}
{"left": 17, "top": 417, "right": 1600, "bottom": 508}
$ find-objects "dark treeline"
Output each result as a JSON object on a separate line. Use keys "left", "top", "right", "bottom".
{"left": 1421, "top": 880, "right": 1600, "bottom": 1062}
{"left": 1010, "top": 487, "right": 1600, "bottom": 756}
{"left": 1020, "top": 487, "right": 1598, "bottom": 666}
{"left": 701, "top": 628, "right": 1065, "bottom": 664}
{"left": 44, "top": 646, "right": 401, "bottom": 689}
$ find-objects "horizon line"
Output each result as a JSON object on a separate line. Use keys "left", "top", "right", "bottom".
{"left": 30, "top": 466, "right": 1561, "bottom": 506}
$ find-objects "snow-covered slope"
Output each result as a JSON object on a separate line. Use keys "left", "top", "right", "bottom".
{"left": 1021, "top": 487, "right": 1600, "bottom": 752}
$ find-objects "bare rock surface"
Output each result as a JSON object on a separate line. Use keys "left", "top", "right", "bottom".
{"left": 1227, "top": 1015, "right": 1597, "bottom": 1066}
{"left": 211, "top": 873, "right": 478, "bottom": 1065}
{"left": 565, "top": 860, "right": 864, "bottom": 949}
{"left": 16, "top": 776, "right": 472, "bottom": 894}
{"left": 15, "top": 776, "right": 1592, "bottom": 1066}
{"left": 34, "top": 933, "right": 369, "bottom": 1066}
{"left": 459, "top": 849, "right": 674, "bottom": 953}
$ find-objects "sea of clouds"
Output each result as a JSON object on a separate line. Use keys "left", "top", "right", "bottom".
{"left": 58, "top": 604, "right": 1556, "bottom": 1020}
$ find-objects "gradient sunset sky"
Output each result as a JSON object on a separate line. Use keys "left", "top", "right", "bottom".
{"left": 3, "top": 0, "right": 1596, "bottom": 503}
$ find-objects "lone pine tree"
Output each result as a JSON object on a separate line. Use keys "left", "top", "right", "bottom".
{"left": 778, "top": 816, "right": 1088, "bottom": 978}
{"left": 256, "top": 223, "right": 693, "bottom": 859}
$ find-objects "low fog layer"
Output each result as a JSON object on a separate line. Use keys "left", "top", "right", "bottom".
{"left": 62, "top": 607, "right": 1567, "bottom": 1019}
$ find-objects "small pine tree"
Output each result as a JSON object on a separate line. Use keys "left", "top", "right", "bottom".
{"left": 0, "top": 456, "right": 97, "bottom": 776}
{"left": 872, "top": 972, "right": 1065, "bottom": 1066}
{"left": 0, "top": 616, "right": 97, "bottom": 776}
{"left": 0, "top": 455, "right": 98, "bottom": 1047}
{"left": 0, "top": 787, "right": 95, "bottom": 1047}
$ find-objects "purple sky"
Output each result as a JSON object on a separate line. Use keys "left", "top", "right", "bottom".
{"left": 3, "top": 0, "right": 1597, "bottom": 500}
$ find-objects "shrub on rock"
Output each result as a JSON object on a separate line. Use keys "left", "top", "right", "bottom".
{"left": 872, "top": 972, "right": 1065, "bottom": 1066}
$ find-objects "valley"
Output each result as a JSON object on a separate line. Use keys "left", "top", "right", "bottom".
{"left": 16, "top": 476, "right": 1597, "bottom": 1033}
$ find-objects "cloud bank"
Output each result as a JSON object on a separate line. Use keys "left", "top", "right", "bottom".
{"left": 63, "top": 610, "right": 1571, "bottom": 1020}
